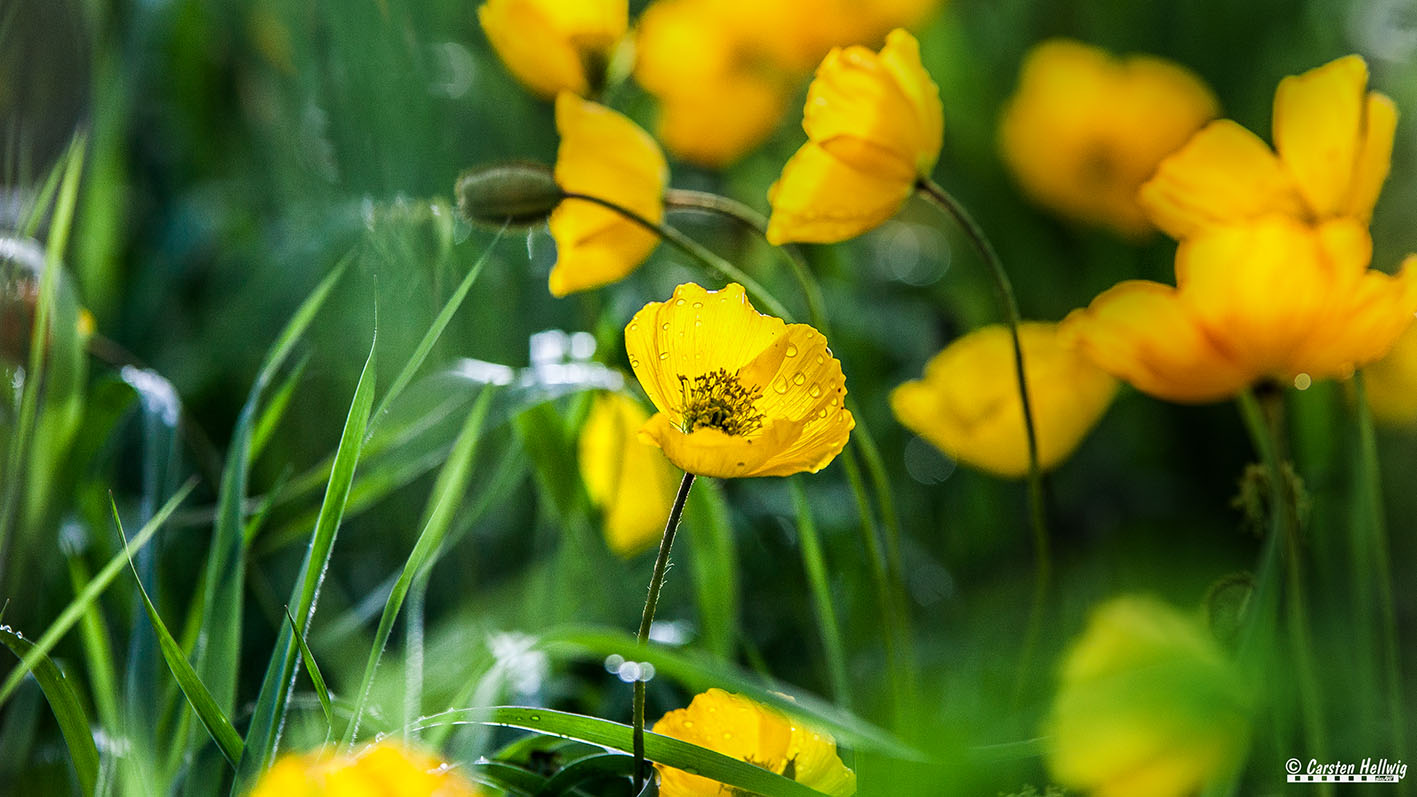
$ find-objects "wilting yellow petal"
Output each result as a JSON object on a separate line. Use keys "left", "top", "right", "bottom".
{"left": 1137, "top": 120, "right": 1307, "bottom": 239}
{"left": 548, "top": 93, "right": 667, "bottom": 296}
{"left": 625, "top": 283, "right": 853, "bottom": 478}
{"left": 1273, "top": 55, "right": 1369, "bottom": 219}
{"left": 1365, "top": 317, "right": 1417, "bottom": 426}
{"left": 999, "top": 40, "right": 1218, "bottom": 237}
{"left": 250, "top": 742, "right": 482, "bottom": 797}
{"left": 653, "top": 689, "right": 855, "bottom": 797}
{"left": 1344, "top": 92, "right": 1398, "bottom": 221}
{"left": 766, "top": 143, "right": 915, "bottom": 244}
{"left": 578, "top": 393, "right": 680, "bottom": 557}
{"left": 478, "top": 0, "right": 625, "bottom": 98}
{"left": 1046, "top": 596, "right": 1251, "bottom": 797}
{"left": 891, "top": 323, "right": 1116, "bottom": 478}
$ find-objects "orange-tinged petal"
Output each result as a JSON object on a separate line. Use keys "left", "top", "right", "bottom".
{"left": 1062, "top": 281, "right": 1253, "bottom": 403}
{"left": 891, "top": 323, "right": 1116, "bottom": 478}
{"left": 766, "top": 142, "right": 914, "bottom": 244}
{"left": 1138, "top": 120, "right": 1307, "bottom": 238}
{"left": 578, "top": 393, "right": 680, "bottom": 556}
{"left": 1344, "top": 92, "right": 1398, "bottom": 221}
{"left": 1272, "top": 55, "right": 1369, "bottom": 218}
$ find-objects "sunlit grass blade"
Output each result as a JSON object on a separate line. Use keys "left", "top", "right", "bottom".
{"left": 282, "top": 606, "right": 334, "bottom": 730}
{"left": 536, "top": 626, "right": 925, "bottom": 759}
{"left": 194, "top": 252, "right": 352, "bottom": 722}
{"left": 342, "top": 387, "right": 497, "bottom": 748}
{"left": 0, "top": 478, "right": 196, "bottom": 706}
{"left": 789, "top": 479, "right": 850, "bottom": 708}
{"left": 113, "top": 498, "right": 245, "bottom": 768}
{"left": 400, "top": 706, "right": 825, "bottom": 797}
{"left": 234, "top": 321, "right": 377, "bottom": 792}
{"left": 682, "top": 478, "right": 738, "bottom": 660}
{"left": 0, "top": 623, "right": 100, "bottom": 796}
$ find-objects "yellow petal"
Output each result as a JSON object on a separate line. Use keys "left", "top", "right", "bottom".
{"left": 1297, "top": 254, "right": 1417, "bottom": 380}
{"left": 766, "top": 142, "right": 914, "bottom": 244}
{"left": 578, "top": 393, "right": 681, "bottom": 557}
{"left": 1137, "top": 120, "right": 1307, "bottom": 239}
{"left": 1364, "top": 318, "right": 1417, "bottom": 426}
{"left": 479, "top": 0, "right": 625, "bottom": 98}
{"left": 785, "top": 725, "right": 858, "bottom": 796}
{"left": 1062, "top": 281, "right": 1253, "bottom": 403}
{"left": 891, "top": 323, "right": 1116, "bottom": 478}
{"left": 640, "top": 413, "right": 800, "bottom": 479}
{"left": 1272, "top": 55, "right": 1370, "bottom": 218}
{"left": 654, "top": 79, "right": 792, "bottom": 169}
{"left": 249, "top": 743, "right": 483, "bottom": 797}
{"left": 547, "top": 215, "right": 659, "bottom": 296}
{"left": 1344, "top": 92, "right": 1398, "bottom": 221}
{"left": 876, "top": 28, "right": 944, "bottom": 174}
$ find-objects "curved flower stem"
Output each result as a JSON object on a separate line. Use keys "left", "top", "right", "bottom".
{"left": 559, "top": 192, "right": 792, "bottom": 320}
{"left": 632, "top": 472, "right": 696, "bottom": 792}
{"left": 914, "top": 177, "right": 1049, "bottom": 685}
{"left": 663, "top": 189, "right": 829, "bottom": 332}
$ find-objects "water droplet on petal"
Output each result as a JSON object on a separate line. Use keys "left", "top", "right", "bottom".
{"left": 785, "top": 344, "right": 798, "bottom": 357}
{"left": 675, "top": 298, "right": 686, "bottom": 306}
{"left": 816, "top": 354, "right": 825, "bottom": 364}
{"left": 809, "top": 384, "right": 822, "bottom": 397}
{"left": 792, "top": 373, "right": 805, "bottom": 385}
{"left": 661, "top": 322, "right": 670, "bottom": 330}
{"left": 818, "top": 408, "right": 828, "bottom": 418}
{"left": 773, "top": 377, "right": 789, "bottom": 394}
{"left": 659, "top": 351, "right": 670, "bottom": 360}
{"left": 692, "top": 301, "right": 703, "bottom": 309}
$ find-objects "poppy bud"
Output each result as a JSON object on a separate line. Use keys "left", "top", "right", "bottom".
{"left": 454, "top": 163, "right": 562, "bottom": 228}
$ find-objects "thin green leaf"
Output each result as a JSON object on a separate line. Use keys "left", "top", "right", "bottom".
{"left": 0, "top": 478, "right": 197, "bottom": 705}
{"left": 282, "top": 606, "right": 334, "bottom": 730}
{"left": 536, "top": 752, "right": 636, "bottom": 797}
{"left": 0, "top": 625, "right": 99, "bottom": 795}
{"left": 682, "top": 479, "right": 738, "bottom": 660}
{"left": 790, "top": 479, "right": 849, "bottom": 708}
{"left": 402, "top": 706, "right": 824, "bottom": 797}
{"left": 234, "top": 322, "right": 377, "bottom": 792}
{"left": 113, "top": 499, "right": 245, "bottom": 767}
{"left": 469, "top": 760, "right": 549, "bottom": 795}
{"left": 249, "top": 354, "right": 310, "bottom": 463}
{"left": 342, "top": 387, "right": 497, "bottom": 748}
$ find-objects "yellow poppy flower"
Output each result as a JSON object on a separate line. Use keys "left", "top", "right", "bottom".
{"left": 624, "top": 282, "right": 853, "bottom": 478}
{"left": 1139, "top": 55, "right": 1397, "bottom": 239}
{"left": 478, "top": 0, "right": 626, "bottom": 98}
{"left": 652, "top": 688, "right": 856, "bottom": 796}
{"left": 766, "top": 28, "right": 943, "bottom": 245}
{"left": 890, "top": 322, "right": 1117, "bottom": 478}
{"left": 578, "top": 392, "right": 681, "bottom": 556}
{"left": 999, "top": 40, "right": 1218, "bottom": 237}
{"left": 1062, "top": 217, "right": 1417, "bottom": 403}
{"left": 1364, "top": 323, "right": 1417, "bottom": 426}
{"left": 1046, "top": 596, "right": 1251, "bottom": 797}
{"left": 248, "top": 741, "right": 482, "bottom": 797}
{"left": 549, "top": 92, "right": 668, "bottom": 297}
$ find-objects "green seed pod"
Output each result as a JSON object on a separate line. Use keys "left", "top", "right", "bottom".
{"left": 455, "top": 162, "right": 563, "bottom": 227}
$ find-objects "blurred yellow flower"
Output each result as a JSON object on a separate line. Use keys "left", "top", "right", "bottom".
{"left": 578, "top": 392, "right": 681, "bottom": 556}
{"left": 624, "top": 282, "right": 853, "bottom": 478}
{"left": 248, "top": 741, "right": 481, "bottom": 797}
{"left": 478, "top": 0, "right": 625, "bottom": 98}
{"left": 1140, "top": 54, "right": 1396, "bottom": 239}
{"left": 1364, "top": 323, "right": 1417, "bottom": 426}
{"left": 999, "top": 39, "right": 1218, "bottom": 237}
{"left": 1062, "top": 217, "right": 1417, "bottom": 403}
{"left": 1046, "top": 596, "right": 1251, "bottom": 797}
{"left": 652, "top": 688, "right": 856, "bottom": 796}
{"left": 549, "top": 92, "right": 667, "bottom": 297}
{"left": 766, "top": 29, "right": 943, "bottom": 245}
{"left": 890, "top": 322, "right": 1116, "bottom": 478}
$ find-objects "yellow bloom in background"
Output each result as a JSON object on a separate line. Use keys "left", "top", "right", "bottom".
{"left": 999, "top": 39, "right": 1218, "bottom": 237}
{"left": 478, "top": 0, "right": 626, "bottom": 98}
{"left": 890, "top": 322, "right": 1117, "bottom": 478}
{"left": 1364, "top": 323, "right": 1417, "bottom": 426}
{"left": 549, "top": 92, "right": 668, "bottom": 297}
{"left": 652, "top": 688, "right": 856, "bottom": 796}
{"left": 1063, "top": 217, "right": 1417, "bottom": 403}
{"left": 248, "top": 741, "right": 482, "bottom": 797}
{"left": 1140, "top": 54, "right": 1397, "bottom": 239}
{"left": 624, "top": 282, "right": 853, "bottom": 478}
{"left": 767, "top": 29, "right": 943, "bottom": 245}
{"left": 578, "top": 392, "right": 681, "bottom": 556}
{"left": 1046, "top": 596, "right": 1251, "bottom": 797}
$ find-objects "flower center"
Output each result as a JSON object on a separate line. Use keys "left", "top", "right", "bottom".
{"left": 678, "top": 368, "right": 766, "bottom": 436}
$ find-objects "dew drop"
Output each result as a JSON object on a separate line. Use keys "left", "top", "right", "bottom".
{"left": 684, "top": 720, "right": 694, "bottom": 728}
{"left": 694, "top": 319, "right": 702, "bottom": 327}
{"left": 785, "top": 344, "right": 798, "bottom": 357}
{"left": 661, "top": 322, "right": 670, "bottom": 330}
{"left": 818, "top": 408, "right": 828, "bottom": 418}
{"left": 809, "top": 384, "right": 822, "bottom": 398}
{"left": 628, "top": 322, "right": 638, "bottom": 331}
{"left": 773, "top": 377, "right": 789, "bottom": 394}
{"left": 659, "top": 352, "right": 670, "bottom": 360}
{"left": 675, "top": 298, "right": 686, "bottom": 306}
{"left": 816, "top": 354, "right": 825, "bottom": 364}
{"left": 530, "top": 714, "right": 541, "bottom": 721}
{"left": 829, "top": 397, "right": 839, "bottom": 406}
{"left": 792, "top": 373, "right": 805, "bottom": 385}
{"left": 629, "top": 356, "right": 639, "bottom": 367}
{"left": 692, "top": 301, "right": 703, "bottom": 309}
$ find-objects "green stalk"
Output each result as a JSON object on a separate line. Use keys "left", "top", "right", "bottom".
{"left": 789, "top": 479, "right": 851, "bottom": 707}
{"left": 632, "top": 472, "right": 696, "bottom": 792}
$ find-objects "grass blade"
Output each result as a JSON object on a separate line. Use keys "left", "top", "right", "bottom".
{"left": 234, "top": 321, "right": 377, "bottom": 792}
{"left": 401, "top": 706, "right": 825, "bottom": 797}
{"left": 282, "top": 606, "right": 334, "bottom": 730}
{"left": 0, "top": 624, "right": 100, "bottom": 795}
{"left": 113, "top": 499, "right": 245, "bottom": 768}
{"left": 341, "top": 387, "right": 497, "bottom": 748}
{"left": 682, "top": 479, "right": 738, "bottom": 660}
{"left": 789, "top": 479, "right": 850, "bottom": 708}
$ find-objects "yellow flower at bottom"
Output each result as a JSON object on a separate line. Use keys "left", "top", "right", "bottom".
{"left": 625, "top": 283, "right": 854, "bottom": 478}
{"left": 652, "top": 688, "right": 856, "bottom": 796}
{"left": 1364, "top": 323, "right": 1417, "bottom": 426}
{"left": 1063, "top": 217, "right": 1417, "bottom": 403}
{"left": 766, "top": 28, "right": 943, "bottom": 244}
{"left": 999, "top": 39, "right": 1218, "bottom": 237}
{"left": 1046, "top": 596, "right": 1251, "bottom": 797}
{"left": 891, "top": 322, "right": 1116, "bottom": 478}
{"left": 478, "top": 0, "right": 626, "bottom": 98}
{"left": 549, "top": 93, "right": 668, "bottom": 297}
{"left": 248, "top": 741, "right": 481, "bottom": 797}
{"left": 578, "top": 392, "right": 681, "bottom": 556}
